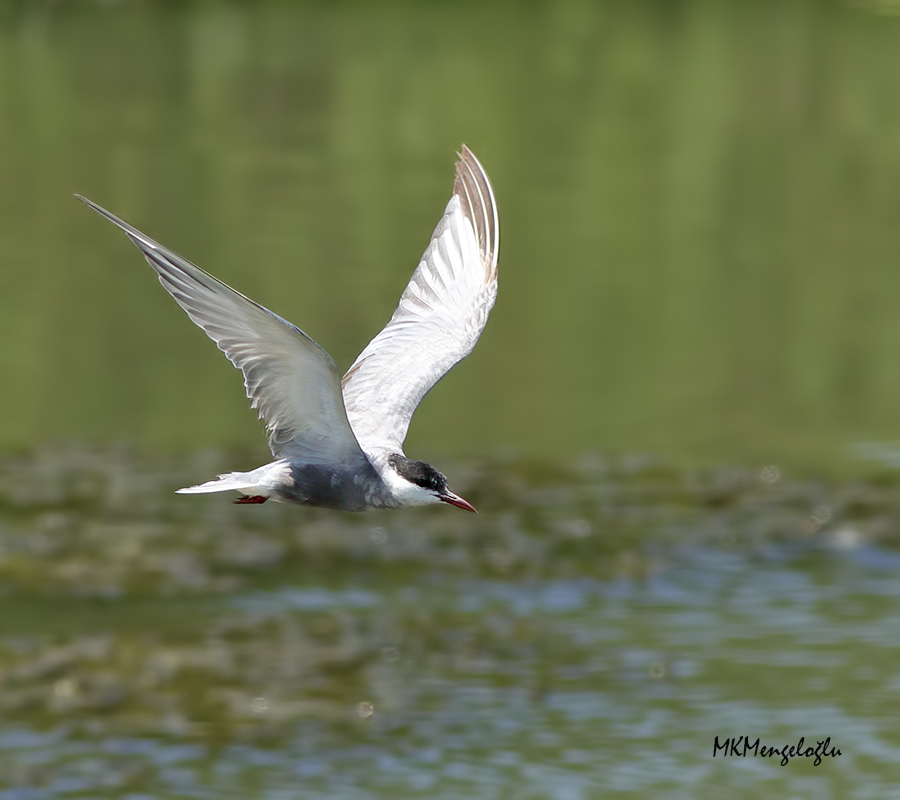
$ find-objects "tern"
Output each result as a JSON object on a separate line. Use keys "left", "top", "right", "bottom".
{"left": 77, "top": 146, "right": 498, "bottom": 513}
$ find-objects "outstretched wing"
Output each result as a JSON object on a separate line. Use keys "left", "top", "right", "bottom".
{"left": 341, "top": 145, "right": 499, "bottom": 454}
{"left": 77, "top": 196, "right": 365, "bottom": 465}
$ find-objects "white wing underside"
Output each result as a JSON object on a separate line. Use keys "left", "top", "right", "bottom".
{"left": 341, "top": 146, "right": 500, "bottom": 455}
{"left": 76, "top": 196, "right": 364, "bottom": 466}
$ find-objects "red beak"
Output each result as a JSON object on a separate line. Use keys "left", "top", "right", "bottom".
{"left": 439, "top": 490, "right": 477, "bottom": 513}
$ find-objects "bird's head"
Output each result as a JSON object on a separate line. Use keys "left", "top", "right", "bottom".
{"left": 386, "top": 455, "right": 476, "bottom": 512}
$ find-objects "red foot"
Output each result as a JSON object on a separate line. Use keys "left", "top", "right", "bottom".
{"left": 234, "top": 495, "right": 269, "bottom": 504}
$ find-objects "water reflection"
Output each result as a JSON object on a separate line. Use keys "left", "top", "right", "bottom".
{"left": 2, "top": 1, "right": 900, "bottom": 470}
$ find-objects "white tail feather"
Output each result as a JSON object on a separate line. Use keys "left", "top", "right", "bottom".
{"left": 176, "top": 471, "right": 261, "bottom": 495}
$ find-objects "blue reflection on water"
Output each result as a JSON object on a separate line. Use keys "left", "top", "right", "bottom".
{"left": 4, "top": 540, "right": 900, "bottom": 798}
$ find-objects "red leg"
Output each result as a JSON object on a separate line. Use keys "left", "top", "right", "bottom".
{"left": 234, "top": 495, "right": 269, "bottom": 504}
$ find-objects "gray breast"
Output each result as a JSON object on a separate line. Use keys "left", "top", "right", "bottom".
{"left": 276, "top": 455, "right": 386, "bottom": 511}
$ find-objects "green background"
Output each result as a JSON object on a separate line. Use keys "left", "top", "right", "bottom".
{"left": 2, "top": 2, "right": 900, "bottom": 797}
{"left": 4, "top": 0, "right": 900, "bottom": 472}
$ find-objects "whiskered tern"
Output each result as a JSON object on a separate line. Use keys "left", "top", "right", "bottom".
{"left": 77, "top": 146, "right": 498, "bottom": 513}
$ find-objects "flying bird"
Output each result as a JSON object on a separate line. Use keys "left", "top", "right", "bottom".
{"left": 77, "top": 146, "right": 498, "bottom": 513}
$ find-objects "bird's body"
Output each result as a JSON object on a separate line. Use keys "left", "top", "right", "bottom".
{"left": 78, "top": 146, "right": 498, "bottom": 513}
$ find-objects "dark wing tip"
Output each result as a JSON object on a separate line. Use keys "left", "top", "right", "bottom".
{"left": 75, "top": 194, "right": 159, "bottom": 252}
{"left": 75, "top": 194, "right": 119, "bottom": 222}
{"left": 454, "top": 145, "right": 499, "bottom": 280}
{"left": 75, "top": 194, "right": 110, "bottom": 219}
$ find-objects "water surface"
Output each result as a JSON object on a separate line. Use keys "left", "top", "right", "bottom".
{"left": 1, "top": 448, "right": 900, "bottom": 797}
{"left": 3, "top": 2, "right": 900, "bottom": 797}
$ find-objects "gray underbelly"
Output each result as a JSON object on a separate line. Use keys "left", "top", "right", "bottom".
{"left": 275, "top": 460, "right": 385, "bottom": 511}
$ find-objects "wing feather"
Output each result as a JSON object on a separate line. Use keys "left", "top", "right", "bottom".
{"left": 77, "top": 196, "right": 364, "bottom": 464}
{"left": 341, "top": 145, "right": 500, "bottom": 454}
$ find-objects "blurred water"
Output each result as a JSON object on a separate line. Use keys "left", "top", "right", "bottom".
{"left": 1, "top": 447, "right": 900, "bottom": 796}
{"left": 3, "top": 2, "right": 900, "bottom": 798}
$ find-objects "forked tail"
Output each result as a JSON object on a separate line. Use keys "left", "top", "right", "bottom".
{"left": 176, "top": 468, "right": 270, "bottom": 498}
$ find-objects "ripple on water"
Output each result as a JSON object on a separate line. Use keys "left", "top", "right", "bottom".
{"left": 1, "top": 447, "right": 900, "bottom": 796}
